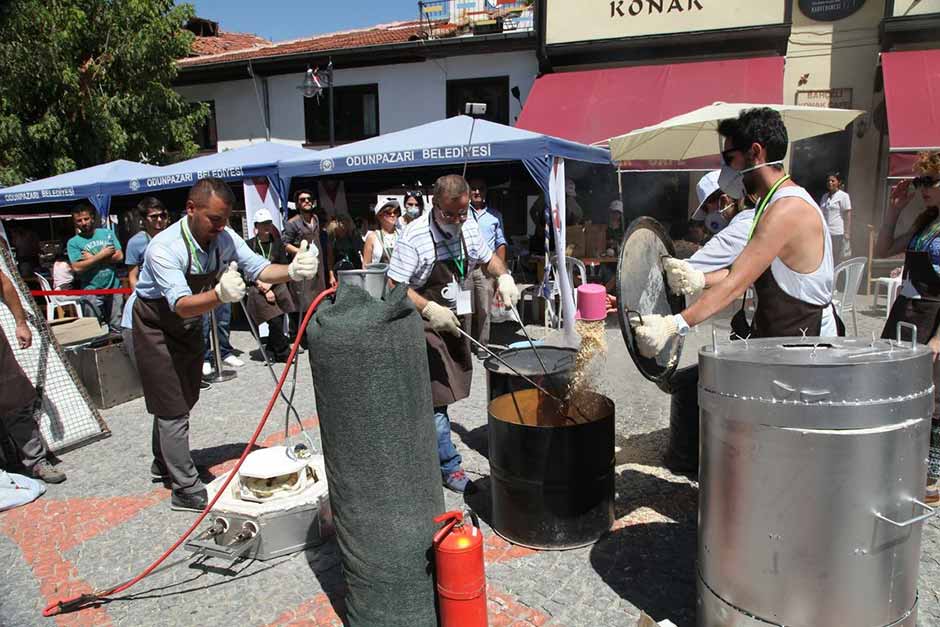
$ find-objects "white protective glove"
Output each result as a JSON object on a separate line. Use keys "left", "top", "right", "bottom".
{"left": 288, "top": 239, "right": 320, "bottom": 281}
{"left": 663, "top": 257, "right": 706, "bottom": 296}
{"left": 215, "top": 261, "right": 247, "bottom": 303}
{"left": 635, "top": 314, "right": 679, "bottom": 358}
{"left": 496, "top": 273, "right": 521, "bottom": 307}
{"left": 422, "top": 301, "right": 461, "bottom": 337}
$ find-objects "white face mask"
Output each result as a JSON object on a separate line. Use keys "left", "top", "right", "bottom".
{"left": 405, "top": 206, "right": 421, "bottom": 219}
{"left": 705, "top": 212, "right": 729, "bottom": 234}
{"left": 436, "top": 216, "right": 461, "bottom": 238}
{"left": 719, "top": 159, "right": 784, "bottom": 199}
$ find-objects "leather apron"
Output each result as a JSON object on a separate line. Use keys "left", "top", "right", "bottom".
{"left": 132, "top": 245, "right": 220, "bottom": 416}
{"left": 0, "top": 330, "right": 37, "bottom": 415}
{"left": 246, "top": 239, "right": 296, "bottom": 324}
{"left": 882, "top": 246, "right": 940, "bottom": 344}
{"left": 288, "top": 215, "right": 326, "bottom": 314}
{"left": 418, "top": 227, "right": 473, "bottom": 407}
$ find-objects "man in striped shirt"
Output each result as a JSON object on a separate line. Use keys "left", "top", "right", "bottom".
{"left": 388, "top": 174, "right": 520, "bottom": 493}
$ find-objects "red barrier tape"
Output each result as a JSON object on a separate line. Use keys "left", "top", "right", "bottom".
{"left": 30, "top": 288, "right": 132, "bottom": 296}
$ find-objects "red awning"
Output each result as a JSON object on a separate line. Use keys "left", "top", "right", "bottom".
{"left": 882, "top": 49, "right": 940, "bottom": 177}
{"left": 517, "top": 56, "right": 785, "bottom": 149}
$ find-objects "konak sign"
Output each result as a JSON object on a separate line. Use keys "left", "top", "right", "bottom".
{"left": 544, "top": 0, "right": 788, "bottom": 45}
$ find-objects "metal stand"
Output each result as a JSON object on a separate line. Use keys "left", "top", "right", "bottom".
{"left": 203, "top": 308, "right": 236, "bottom": 383}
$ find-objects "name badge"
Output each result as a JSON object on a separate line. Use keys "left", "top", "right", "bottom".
{"left": 446, "top": 279, "right": 473, "bottom": 316}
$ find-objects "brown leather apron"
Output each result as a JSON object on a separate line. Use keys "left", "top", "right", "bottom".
{"left": 419, "top": 227, "right": 473, "bottom": 407}
{"left": 246, "top": 239, "right": 296, "bottom": 323}
{"left": 132, "top": 246, "right": 220, "bottom": 416}
{"left": 0, "top": 330, "right": 37, "bottom": 415}
{"left": 287, "top": 216, "right": 326, "bottom": 315}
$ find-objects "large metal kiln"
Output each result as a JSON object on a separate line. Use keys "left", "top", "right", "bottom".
{"left": 697, "top": 333, "right": 934, "bottom": 627}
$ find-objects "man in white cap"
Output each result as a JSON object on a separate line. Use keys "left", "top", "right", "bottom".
{"left": 245, "top": 208, "right": 296, "bottom": 362}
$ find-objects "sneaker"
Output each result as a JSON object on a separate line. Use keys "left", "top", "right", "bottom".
{"left": 443, "top": 469, "right": 471, "bottom": 493}
{"left": 202, "top": 362, "right": 213, "bottom": 377}
{"left": 150, "top": 461, "right": 170, "bottom": 484}
{"left": 171, "top": 489, "right": 208, "bottom": 512}
{"left": 223, "top": 355, "right": 244, "bottom": 367}
{"left": 199, "top": 380, "right": 212, "bottom": 391}
{"left": 30, "top": 460, "right": 67, "bottom": 484}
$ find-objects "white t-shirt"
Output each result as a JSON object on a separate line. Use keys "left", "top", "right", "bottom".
{"left": 388, "top": 212, "right": 493, "bottom": 289}
{"left": 819, "top": 189, "right": 851, "bottom": 237}
{"left": 365, "top": 228, "right": 400, "bottom": 265}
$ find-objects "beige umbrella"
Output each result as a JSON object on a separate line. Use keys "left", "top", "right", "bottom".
{"left": 608, "top": 102, "right": 865, "bottom": 163}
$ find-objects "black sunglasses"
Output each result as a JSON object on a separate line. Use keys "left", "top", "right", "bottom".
{"left": 913, "top": 176, "right": 940, "bottom": 189}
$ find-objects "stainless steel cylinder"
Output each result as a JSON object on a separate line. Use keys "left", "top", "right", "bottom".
{"left": 697, "top": 336, "right": 934, "bottom": 627}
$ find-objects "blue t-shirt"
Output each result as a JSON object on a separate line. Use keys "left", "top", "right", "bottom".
{"left": 66, "top": 228, "right": 122, "bottom": 289}
{"left": 121, "top": 231, "right": 152, "bottom": 330}
{"left": 125, "top": 231, "right": 151, "bottom": 268}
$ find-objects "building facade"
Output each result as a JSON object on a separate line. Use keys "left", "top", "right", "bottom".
{"left": 523, "top": 0, "right": 940, "bottom": 256}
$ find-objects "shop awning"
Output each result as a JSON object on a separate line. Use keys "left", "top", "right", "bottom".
{"left": 516, "top": 56, "right": 784, "bottom": 169}
{"left": 882, "top": 49, "right": 940, "bottom": 177}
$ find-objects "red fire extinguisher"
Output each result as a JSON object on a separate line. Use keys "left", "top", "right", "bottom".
{"left": 433, "top": 509, "right": 488, "bottom": 627}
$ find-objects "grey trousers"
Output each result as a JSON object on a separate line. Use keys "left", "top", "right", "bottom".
{"left": 2, "top": 401, "right": 47, "bottom": 469}
{"left": 153, "top": 413, "right": 203, "bottom": 494}
{"left": 470, "top": 267, "right": 494, "bottom": 348}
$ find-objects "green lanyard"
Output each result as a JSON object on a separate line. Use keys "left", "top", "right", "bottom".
{"left": 181, "top": 219, "right": 205, "bottom": 273}
{"left": 913, "top": 219, "right": 940, "bottom": 252}
{"left": 746, "top": 174, "right": 791, "bottom": 242}
{"left": 443, "top": 237, "right": 465, "bottom": 280}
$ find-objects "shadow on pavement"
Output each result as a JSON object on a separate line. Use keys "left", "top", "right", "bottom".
{"left": 191, "top": 442, "right": 260, "bottom": 484}
{"left": 450, "top": 422, "right": 489, "bottom": 459}
{"left": 614, "top": 428, "right": 670, "bottom": 467}
{"left": 304, "top": 538, "right": 347, "bottom": 622}
{"left": 592, "top": 469, "right": 699, "bottom": 627}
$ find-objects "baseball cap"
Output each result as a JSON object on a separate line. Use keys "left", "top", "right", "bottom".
{"left": 253, "top": 208, "right": 274, "bottom": 223}
{"left": 375, "top": 198, "right": 401, "bottom": 215}
{"left": 691, "top": 170, "right": 722, "bottom": 221}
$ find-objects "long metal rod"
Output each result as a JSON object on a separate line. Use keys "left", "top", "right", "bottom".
{"left": 210, "top": 309, "right": 225, "bottom": 375}
{"left": 510, "top": 304, "right": 552, "bottom": 377}
{"left": 455, "top": 326, "right": 566, "bottom": 406}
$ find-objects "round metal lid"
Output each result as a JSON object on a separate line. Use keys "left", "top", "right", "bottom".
{"left": 615, "top": 217, "right": 686, "bottom": 393}
{"left": 484, "top": 346, "right": 577, "bottom": 377}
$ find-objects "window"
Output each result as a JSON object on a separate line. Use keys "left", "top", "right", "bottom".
{"left": 304, "top": 84, "right": 379, "bottom": 144}
{"left": 446, "top": 77, "right": 510, "bottom": 125}
{"left": 195, "top": 101, "right": 218, "bottom": 151}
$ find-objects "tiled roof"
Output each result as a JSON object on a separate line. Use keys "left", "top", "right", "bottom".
{"left": 190, "top": 30, "right": 271, "bottom": 57}
{"left": 179, "top": 20, "right": 458, "bottom": 68}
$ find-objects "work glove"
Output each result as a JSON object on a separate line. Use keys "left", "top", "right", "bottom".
{"left": 663, "top": 257, "right": 705, "bottom": 296}
{"left": 288, "top": 239, "right": 319, "bottom": 281}
{"left": 496, "top": 273, "right": 521, "bottom": 307}
{"left": 215, "top": 261, "right": 247, "bottom": 303}
{"left": 422, "top": 301, "right": 461, "bottom": 337}
{"left": 635, "top": 314, "right": 678, "bottom": 358}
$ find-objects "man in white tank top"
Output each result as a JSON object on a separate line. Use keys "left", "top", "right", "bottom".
{"left": 637, "top": 107, "right": 839, "bottom": 356}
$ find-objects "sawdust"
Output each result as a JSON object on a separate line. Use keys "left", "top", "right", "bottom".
{"left": 566, "top": 319, "right": 608, "bottom": 417}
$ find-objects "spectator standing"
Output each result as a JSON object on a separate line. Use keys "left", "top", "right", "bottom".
{"left": 363, "top": 200, "right": 402, "bottom": 265}
{"left": 329, "top": 213, "right": 363, "bottom": 273}
{"left": 246, "top": 209, "right": 296, "bottom": 362}
{"left": 66, "top": 202, "right": 124, "bottom": 331}
{"left": 402, "top": 191, "right": 425, "bottom": 227}
{"left": 819, "top": 172, "right": 852, "bottom": 263}
{"left": 283, "top": 190, "right": 328, "bottom": 333}
{"left": 467, "top": 177, "right": 507, "bottom": 353}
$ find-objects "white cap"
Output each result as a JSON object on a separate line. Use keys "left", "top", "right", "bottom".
{"left": 609, "top": 200, "right": 623, "bottom": 214}
{"left": 253, "top": 208, "right": 274, "bottom": 224}
{"left": 691, "top": 170, "right": 721, "bottom": 221}
{"left": 374, "top": 198, "right": 400, "bottom": 215}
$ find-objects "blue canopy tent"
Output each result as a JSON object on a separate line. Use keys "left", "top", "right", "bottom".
{"left": 109, "top": 142, "right": 315, "bottom": 214}
{"left": 276, "top": 116, "right": 611, "bottom": 200}
{"left": 0, "top": 160, "right": 166, "bottom": 220}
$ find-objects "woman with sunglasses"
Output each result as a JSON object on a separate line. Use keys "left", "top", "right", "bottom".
{"left": 876, "top": 150, "right": 940, "bottom": 503}
{"left": 363, "top": 200, "right": 402, "bottom": 265}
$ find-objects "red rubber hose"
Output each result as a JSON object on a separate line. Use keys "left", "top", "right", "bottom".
{"left": 42, "top": 286, "right": 338, "bottom": 617}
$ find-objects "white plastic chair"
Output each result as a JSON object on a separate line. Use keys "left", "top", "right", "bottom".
{"left": 832, "top": 256, "right": 866, "bottom": 335}
{"left": 872, "top": 276, "right": 902, "bottom": 321}
{"left": 34, "top": 273, "right": 82, "bottom": 320}
{"left": 545, "top": 255, "right": 587, "bottom": 328}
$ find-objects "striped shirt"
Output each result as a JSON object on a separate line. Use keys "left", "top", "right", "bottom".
{"left": 388, "top": 212, "right": 493, "bottom": 289}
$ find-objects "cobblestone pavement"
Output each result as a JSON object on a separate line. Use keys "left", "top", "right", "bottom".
{"left": 2, "top": 295, "right": 940, "bottom": 626}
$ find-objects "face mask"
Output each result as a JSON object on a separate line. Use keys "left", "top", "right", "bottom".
{"left": 405, "top": 206, "right": 421, "bottom": 219}
{"left": 705, "top": 212, "right": 729, "bottom": 234}
{"left": 435, "top": 214, "right": 460, "bottom": 238}
{"left": 720, "top": 159, "right": 784, "bottom": 199}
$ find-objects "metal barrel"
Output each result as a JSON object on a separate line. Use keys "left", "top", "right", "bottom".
{"left": 488, "top": 388, "right": 615, "bottom": 550}
{"left": 697, "top": 336, "right": 934, "bottom": 627}
{"left": 335, "top": 263, "right": 388, "bottom": 299}
{"left": 484, "top": 346, "right": 577, "bottom": 402}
